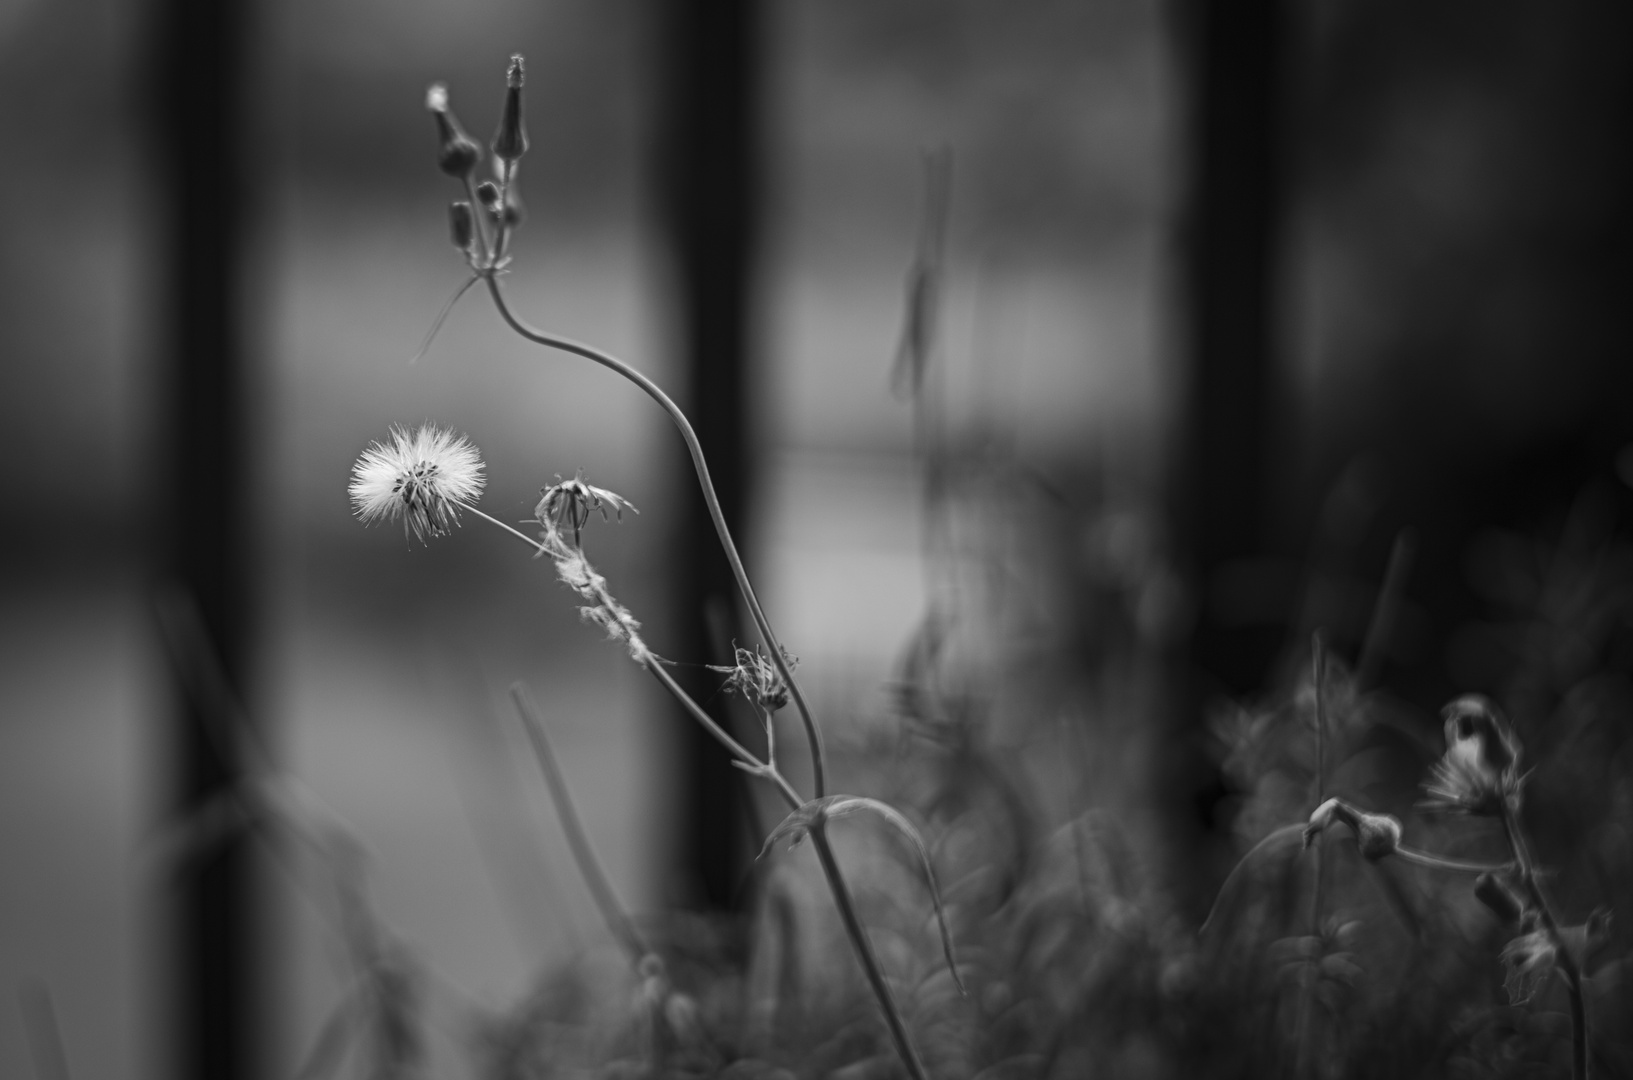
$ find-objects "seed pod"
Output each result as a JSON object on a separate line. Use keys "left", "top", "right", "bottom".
{"left": 447, "top": 201, "right": 474, "bottom": 251}
{"left": 1474, "top": 872, "right": 1524, "bottom": 925}
{"left": 426, "top": 83, "right": 481, "bottom": 179}
{"left": 475, "top": 180, "right": 501, "bottom": 207}
{"left": 492, "top": 54, "right": 529, "bottom": 165}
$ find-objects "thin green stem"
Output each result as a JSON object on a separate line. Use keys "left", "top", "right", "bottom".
{"left": 463, "top": 503, "right": 802, "bottom": 810}
{"left": 645, "top": 662, "right": 802, "bottom": 812}
{"left": 1501, "top": 803, "right": 1589, "bottom": 1080}
{"left": 464, "top": 175, "right": 495, "bottom": 266}
{"left": 1297, "top": 635, "right": 1327, "bottom": 1080}
{"left": 809, "top": 820, "right": 929, "bottom": 1080}
{"left": 510, "top": 683, "right": 650, "bottom": 964}
{"left": 464, "top": 504, "right": 546, "bottom": 553}
{"left": 482, "top": 276, "right": 827, "bottom": 797}
{"left": 1390, "top": 846, "right": 1511, "bottom": 875}
{"left": 473, "top": 279, "right": 934, "bottom": 1080}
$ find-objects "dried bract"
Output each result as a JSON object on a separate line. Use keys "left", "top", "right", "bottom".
{"left": 535, "top": 471, "right": 637, "bottom": 545}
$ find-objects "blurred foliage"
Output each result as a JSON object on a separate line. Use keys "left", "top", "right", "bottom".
{"left": 280, "top": 453, "right": 1632, "bottom": 1079}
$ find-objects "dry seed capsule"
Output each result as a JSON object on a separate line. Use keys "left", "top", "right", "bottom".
{"left": 448, "top": 201, "right": 474, "bottom": 251}
{"left": 1474, "top": 872, "right": 1524, "bottom": 925}
{"left": 426, "top": 83, "right": 481, "bottom": 179}
{"left": 492, "top": 55, "right": 528, "bottom": 165}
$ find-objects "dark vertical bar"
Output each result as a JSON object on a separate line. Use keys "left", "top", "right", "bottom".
{"left": 1167, "top": 0, "right": 1286, "bottom": 910}
{"left": 150, "top": 0, "right": 256, "bottom": 1075}
{"left": 1181, "top": 0, "right": 1286, "bottom": 698}
{"left": 658, "top": 0, "right": 761, "bottom": 910}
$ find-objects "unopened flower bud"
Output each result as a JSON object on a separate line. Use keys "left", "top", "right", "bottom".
{"left": 426, "top": 83, "right": 481, "bottom": 179}
{"left": 491, "top": 54, "right": 529, "bottom": 165}
{"left": 475, "top": 180, "right": 501, "bottom": 208}
{"left": 1304, "top": 797, "right": 1402, "bottom": 861}
{"left": 1474, "top": 872, "right": 1524, "bottom": 925}
{"left": 448, "top": 201, "right": 473, "bottom": 251}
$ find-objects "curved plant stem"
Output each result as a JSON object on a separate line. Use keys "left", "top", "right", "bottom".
{"left": 645, "top": 662, "right": 802, "bottom": 812}
{"left": 1296, "top": 634, "right": 1327, "bottom": 1079}
{"left": 1390, "top": 846, "right": 1510, "bottom": 875}
{"left": 482, "top": 276, "right": 827, "bottom": 798}
{"left": 1501, "top": 803, "right": 1590, "bottom": 1080}
{"left": 469, "top": 289, "right": 933, "bottom": 1080}
{"left": 510, "top": 683, "right": 650, "bottom": 964}
{"left": 809, "top": 819, "right": 929, "bottom": 1080}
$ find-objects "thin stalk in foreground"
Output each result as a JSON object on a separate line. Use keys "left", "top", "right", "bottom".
{"left": 481, "top": 276, "right": 827, "bottom": 798}
{"left": 1501, "top": 803, "right": 1590, "bottom": 1080}
{"left": 511, "top": 683, "right": 650, "bottom": 964}
{"left": 463, "top": 441, "right": 927, "bottom": 1077}
{"left": 1296, "top": 635, "right": 1327, "bottom": 1080}
{"left": 809, "top": 819, "right": 929, "bottom": 1080}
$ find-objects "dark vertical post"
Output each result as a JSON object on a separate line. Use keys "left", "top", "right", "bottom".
{"left": 1168, "top": 0, "right": 1286, "bottom": 908}
{"left": 150, "top": 0, "right": 257, "bottom": 1076}
{"left": 1181, "top": 0, "right": 1286, "bottom": 698}
{"left": 658, "top": 0, "right": 761, "bottom": 908}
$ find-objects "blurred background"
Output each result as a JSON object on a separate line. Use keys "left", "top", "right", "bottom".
{"left": 1, "top": 0, "right": 1629, "bottom": 1077}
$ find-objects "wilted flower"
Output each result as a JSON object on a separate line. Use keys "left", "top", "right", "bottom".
{"left": 350, "top": 424, "right": 485, "bottom": 543}
{"left": 1304, "top": 797, "right": 1402, "bottom": 861}
{"left": 1499, "top": 920, "right": 1557, "bottom": 1004}
{"left": 1423, "top": 695, "right": 1523, "bottom": 815}
{"left": 708, "top": 644, "right": 797, "bottom": 713}
{"left": 535, "top": 471, "right": 637, "bottom": 546}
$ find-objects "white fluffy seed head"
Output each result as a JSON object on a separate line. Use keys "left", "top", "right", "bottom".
{"left": 350, "top": 423, "right": 485, "bottom": 543}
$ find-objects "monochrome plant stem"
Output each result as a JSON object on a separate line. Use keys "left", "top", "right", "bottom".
{"left": 482, "top": 275, "right": 827, "bottom": 798}
{"left": 1501, "top": 802, "right": 1589, "bottom": 1080}
{"left": 1296, "top": 635, "right": 1327, "bottom": 1080}
{"left": 510, "top": 683, "right": 650, "bottom": 964}
{"left": 809, "top": 818, "right": 930, "bottom": 1080}
{"left": 466, "top": 501, "right": 926, "bottom": 1073}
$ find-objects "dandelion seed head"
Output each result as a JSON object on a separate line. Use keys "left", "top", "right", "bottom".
{"left": 350, "top": 424, "right": 485, "bottom": 544}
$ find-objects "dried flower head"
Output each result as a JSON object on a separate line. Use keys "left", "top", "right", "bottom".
{"left": 535, "top": 471, "right": 637, "bottom": 546}
{"left": 708, "top": 644, "right": 797, "bottom": 713}
{"left": 1499, "top": 919, "right": 1557, "bottom": 1004}
{"left": 350, "top": 424, "right": 485, "bottom": 543}
{"left": 1423, "top": 695, "right": 1523, "bottom": 815}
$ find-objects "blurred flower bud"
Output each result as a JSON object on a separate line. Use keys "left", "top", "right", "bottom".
{"left": 1304, "top": 797, "right": 1402, "bottom": 861}
{"left": 426, "top": 83, "right": 481, "bottom": 179}
{"left": 447, "top": 201, "right": 474, "bottom": 251}
{"left": 1499, "top": 924, "right": 1556, "bottom": 1004}
{"left": 502, "top": 187, "right": 526, "bottom": 230}
{"left": 475, "top": 180, "right": 501, "bottom": 208}
{"left": 1473, "top": 872, "right": 1524, "bottom": 925}
{"left": 1423, "top": 695, "right": 1523, "bottom": 815}
{"left": 492, "top": 54, "right": 529, "bottom": 165}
